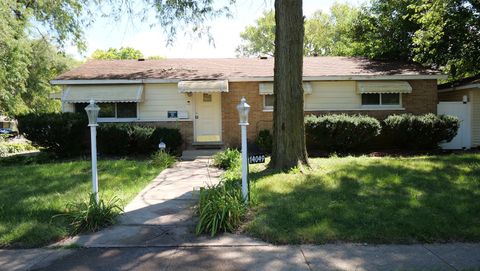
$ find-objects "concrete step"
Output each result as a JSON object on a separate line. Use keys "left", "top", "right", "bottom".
{"left": 181, "top": 149, "right": 222, "bottom": 161}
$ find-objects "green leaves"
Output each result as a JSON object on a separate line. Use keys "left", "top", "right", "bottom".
{"left": 236, "top": 3, "right": 360, "bottom": 57}
{"left": 91, "top": 47, "right": 144, "bottom": 60}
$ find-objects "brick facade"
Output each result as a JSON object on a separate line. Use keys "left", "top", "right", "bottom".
{"left": 221, "top": 80, "right": 438, "bottom": 147}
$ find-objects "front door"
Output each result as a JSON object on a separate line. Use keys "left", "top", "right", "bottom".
{"left": 194, "top": 93, "right": 222, "bottom": 142}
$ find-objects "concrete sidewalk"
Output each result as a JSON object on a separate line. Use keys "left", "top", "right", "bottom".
{"left": 3, "top": 158, "right": 480, "bottom": 270}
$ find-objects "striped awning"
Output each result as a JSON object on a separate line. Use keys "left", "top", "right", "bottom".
{"left": 357, "top": 81, "right": 412, "bottom": 94}
{"left": 178, "top": 80, "right": 229, "bottom": 93}
{"left": 259, "top": 82, "right": 312, "bottom": 95}
{"left": 62, "top": 85, "right": 144, "bottom": 103}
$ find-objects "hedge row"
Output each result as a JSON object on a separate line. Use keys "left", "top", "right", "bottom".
{"left": 17, "top": 113, "right": 182, "bottom": 156}
{"left": 304, "top": 113, "right": 460, "bottom": 152}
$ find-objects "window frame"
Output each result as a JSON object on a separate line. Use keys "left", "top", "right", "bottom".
{"left": 361, "top": 93, "right": 402, "bottom": 108}
{"left": 263, "top": 95, "right": 274, "bottom": 111}
{"left": 75, "top": 102, "right": 139, "bottom": 122}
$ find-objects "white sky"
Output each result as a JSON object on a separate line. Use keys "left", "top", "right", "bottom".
{"left": 68, "top": 0, "right": 362, "bottom": 59}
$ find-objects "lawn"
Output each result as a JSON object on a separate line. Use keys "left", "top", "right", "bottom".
{"left": 245, "top": 154, "right": 480, "bottom": 244}
{"left": 0, "top": 156, "right": 163, "bottom": 248}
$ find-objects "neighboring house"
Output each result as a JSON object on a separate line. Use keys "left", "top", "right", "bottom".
{"left": 438, "top": 74, "right": 480, "bottom": 148}
{"left": 51, "top": 57, "right": 443, "bottom": 148}
{"left": 0, "top": 116, "right": 15, "bottom": 129}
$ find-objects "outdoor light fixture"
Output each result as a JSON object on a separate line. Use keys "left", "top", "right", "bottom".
{"left": 85, "top": 100, "right": 100, "bottom": 203}
{"left": 236, "top": 97, "right": 250, "bottom": 203}
{"left": 85, "top": 100, "right": 100, "bottom": 126}
{"left": 236, "top": 97, "right": 251, "bottom": 125}
{"left": 158, "top": 141, "right": 166, "bottom": 152}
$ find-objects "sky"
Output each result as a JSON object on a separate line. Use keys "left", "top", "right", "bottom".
{"left": 68, "top": 0, "right": 362, "bottom": 60}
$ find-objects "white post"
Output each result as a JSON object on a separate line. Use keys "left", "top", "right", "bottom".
{"left": 90, "top": 125, "right": 99, "bottom": 203}
{"left": 241, "top": 124, "right": 248, "bottom": 203}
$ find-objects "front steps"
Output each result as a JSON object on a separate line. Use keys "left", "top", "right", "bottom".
{"left": 181, "top": 148, "right": 223, "bottom": 161}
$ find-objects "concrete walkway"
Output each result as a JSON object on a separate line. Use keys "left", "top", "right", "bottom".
{"left": 3, "top": 158, "right": 480, "bottom": 270}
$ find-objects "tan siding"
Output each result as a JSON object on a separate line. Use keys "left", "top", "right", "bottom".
{"left": 438, "top": 89, "right": 471, "bottom": 102}
{"left": 471, "top": 91, "right": 480, "bottom": 147}
{"left": 305, "top": 81, "right": 360, "bottom": 110}
{"left": 138, "top": 83, "right": 193, "bottom": 121}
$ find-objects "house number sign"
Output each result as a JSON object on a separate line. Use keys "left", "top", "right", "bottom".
{"left": 248, "top": 154, "right": 266, "bottom": 164}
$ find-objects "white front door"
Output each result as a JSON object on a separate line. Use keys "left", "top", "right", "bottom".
{"left": 194, "top": 93, "right": 222, "bottom": 142}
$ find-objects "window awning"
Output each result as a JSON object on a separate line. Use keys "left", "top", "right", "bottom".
{"left": 357, "top": 81, "right": 412, "bottom": 94}
{"left": 62, "top": 85, "right": 144, "bottom": 103}
{"left": 178, "top": 80, "right": 229, "bottom": 93}
{"left": 259, "top": 82, "right": 312, "bottom": 95}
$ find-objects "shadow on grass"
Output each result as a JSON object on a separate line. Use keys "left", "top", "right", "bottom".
{"left": 246, "top": 154, "right": 480, "bottom": 244}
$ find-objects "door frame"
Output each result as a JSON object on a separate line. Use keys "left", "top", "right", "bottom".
{"left": 193, "top": 92, "right": 223, "bottom": 143}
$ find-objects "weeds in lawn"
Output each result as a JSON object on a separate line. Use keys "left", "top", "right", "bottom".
{"left": 56, "top": 193, "right": 122, "bottom": 234}
{"left": 150, "top": 151, "right": 176, "bottom": 168}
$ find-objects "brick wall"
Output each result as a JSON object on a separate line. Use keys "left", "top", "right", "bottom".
{"left": 221, "top": 80, "right": 438, "bottom": 147}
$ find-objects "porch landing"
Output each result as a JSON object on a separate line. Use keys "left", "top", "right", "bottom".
{"left": 181, "top": 149, "right": 222, "bottom": 161}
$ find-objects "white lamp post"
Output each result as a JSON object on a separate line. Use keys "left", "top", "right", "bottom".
{"left": 158, "top": 142, "right": 166, "bottom": 152}
{"left": 236, "top": 97, "right": 250, "bottom": 203}
{"left": 85, "top": 100, "right": 100, "bottom": 203}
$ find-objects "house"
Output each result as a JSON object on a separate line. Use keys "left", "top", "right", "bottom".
{"left": 0, "top": 116, "right": 15, "bottom": 129}
{"left": 51, "top": 57, "right": 443, "bottom": 148}
{"left": 438, "top": 74, "right": 480, "bottom": 149}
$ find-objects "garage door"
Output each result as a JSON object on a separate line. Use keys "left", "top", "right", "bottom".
{"left": 437, "top": 102, "right": 471, "bottom": 149}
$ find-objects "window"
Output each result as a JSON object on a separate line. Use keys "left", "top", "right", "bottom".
{"left": 361, "top": 93, "right": 401, "bottom": 107}
{"left": 263, "top": 95, "right": 274, "bottom": 110}
{"left": 203, "top": 93, "right": 212, "bottom": 102}
{"left": 74, "top": 102, "right": 137, "bottom": 119}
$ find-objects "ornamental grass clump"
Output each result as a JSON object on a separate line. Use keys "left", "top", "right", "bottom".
{"left": 150, "top": 151, "right": 176, "bottom": 168}
{"left": 58, "top": 193, "right": 123, "bottom": 234}
{"left": 195, "top": 181, "right": 246, "bottom": 237}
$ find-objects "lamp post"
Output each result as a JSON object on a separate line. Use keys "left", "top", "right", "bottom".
{"left": 85, "top": 100, "right": 100, "bottom": 203}
{"left": 236, "top": 97, "right": 250, "bottom": 203}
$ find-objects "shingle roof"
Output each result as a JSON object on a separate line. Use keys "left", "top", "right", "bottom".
{"left": 438, "top": 74, "right": 480, "bottom": 90}
{"left": 54, "top": 57, "right": 440, "bottom": 81}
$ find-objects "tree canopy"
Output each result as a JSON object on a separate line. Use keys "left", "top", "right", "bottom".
{"left": 353, "top": 0, "right": 480, "bottom": 80}
{"left": 91, "top": 47, "right": 144, "bottom": 60}
{"left": 236, "top": 3, "right": 359, "bottom": 57}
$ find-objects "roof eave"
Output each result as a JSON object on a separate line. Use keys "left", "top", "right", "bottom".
{"left": 51, "top": 74, "right": 445, "bottom": 85}
{"left": 438, "top": 83, "right": 480, "bottom": 92}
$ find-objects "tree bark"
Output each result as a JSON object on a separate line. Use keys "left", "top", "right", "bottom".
{"left": 270, "top": 0, "right": 309, "bottom": 170}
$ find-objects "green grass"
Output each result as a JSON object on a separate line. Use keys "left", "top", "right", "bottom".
{"left": 0, "top": 156, "right": 163, "bottom": 248}
{"left": 244, "top": 154, "right": 480, "bottom": 244}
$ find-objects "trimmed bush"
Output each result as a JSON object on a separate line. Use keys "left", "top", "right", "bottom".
{"left": 383, "top": 114, "right": 460, "bottom": 150}
{"left": 97, "top": 124, "right": 182, "bottom": 156}
{"left": 305, "top": 114, "right": 381, "bottom": 153}
{"left": 17, "top": 113, "right": 88, "bottom": 156}
{"left": 256, "top": 130, "right": 272, "bottom": 153}
{"left": 213, "top": 148, "right": 241, "bottom": 169}
{"left": 0, "top": 142, "right": 37, "bottom": 157}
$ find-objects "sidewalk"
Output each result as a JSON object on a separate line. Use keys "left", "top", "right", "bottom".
{"left": 2, "top": 158, "right": 480, "bottom": 270}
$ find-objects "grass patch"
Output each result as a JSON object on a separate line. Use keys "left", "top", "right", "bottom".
{"left": 0, "top": 156, "right": 164, "bottom": 248}
{"left": 245, "top": 154, "right": 480, "bottom": 244}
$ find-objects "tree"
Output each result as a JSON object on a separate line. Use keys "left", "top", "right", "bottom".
{"left": 90, "top": 47, "right": 144, "bottom": 60}
{"left": 236, "top": 3, "right": 359, "bottom": 57}
{"left": 270, "top": 0, "right": 309, "bottom": 170}
{"left": 352, "top": 0, "right": 480, "bottom": 80}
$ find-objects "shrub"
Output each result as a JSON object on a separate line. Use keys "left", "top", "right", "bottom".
{"left": 149, "top": 127, "right": 183, "bottom": 155}
{"left": 213, "top": 148, "right": 241, "bottom": 169}
{"left": 150, "top": 151, "right": 176, "bottom": 168}
{"left": 256, "top": 130, "right": 272, "bottom": 153}
{"left": 0, "top": 142, "right": 37, "bottom": 157}
{"left": 17, "top": 113, "right": 88, "bottom": 156}
{"left": 305, "top": 114, "right": 381, "bottom": 153}
{"left": 195, "top": 181, "right": 246, "bottom": 236}
{"left": 97, "top": 124, "right": 182, "bottom": 156}
{"left": 57, "top": 193, "right": 123, "bottom": 234}
{"left": 383, "top": 114, "right": 460, "bottom": 150}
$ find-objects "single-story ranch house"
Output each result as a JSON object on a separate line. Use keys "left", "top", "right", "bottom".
{"left": 51, "top": 57, "right": 443, "bottom": 148}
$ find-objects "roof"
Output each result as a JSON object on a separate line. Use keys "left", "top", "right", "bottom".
{"left": 438, "top": 74, "right": 480, "bottom": 90}
{"left": 53, "top": 57, "right": 441, "bottom": 82}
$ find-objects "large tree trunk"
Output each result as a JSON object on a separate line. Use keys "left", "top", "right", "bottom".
{"left": 270, "top": 0, "right": 309, "bottom": 170}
